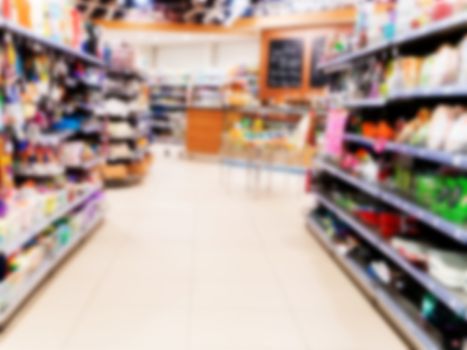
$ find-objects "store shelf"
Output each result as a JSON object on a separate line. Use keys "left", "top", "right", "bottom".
{"left": 317, "top": 160, "right": 467, "bottom": 245}
{"left": 343, "top": 85, "right": 467, "bottom": 106}
{"left": 66, "top": 77, "right": 102, "bottom": 90}
{"left": 36, "top": 130, "right": 75, "bottom": 146}
{"left": 105, "top": 91, "right": 139, "bottom": 101}
{"left": 1, "top": 20, "right": 103, "bottom": 67}
{"left": 108, "top": 134, "right": 140, "bottom": 142}
{"left": 107, "top": 148, "right": 148, "bottom": 163}
{"left": 66, "top": 158, "right": 103, "bottom": 171}
{"left": 306, "top": 216, "right": 441, "bottom": 350}
{"left": 2, "top": 187, "right": 102, "bottom": 256}
{"left": 345, "top": 134, "right": 467, "bottom": 170}
{"left": 105, "top": 174, "right": 144, "bottom": 187}
{"left": 314, "top": 192, "right": 467, "bottom": 320}
{"left": 240, "top": 105, "right": 308, "bottom": 116}
{"left": 15, "top": 167, "right": 65, "bottom": 178}
{"left": 80, "top": 124, "right": 103, "bottom": 135}
{"left": 152, "top": 121, "right": 172, "bottom": 131}
{"left": 151, "top": 104, "right": 187, "bottom": 110}
{"left": 344, "top": 98, "right": 387, "bottom": 108}
{"left": 394, "top": 12, "right": 467, "bottom": 46}
{"left": 318, "top": 41, "right": 390, "bottom": 72}
{"left": 0, "top": 211, "right": 104, "bottom": 326}
{"left": 390, "top": 85, "right": 467, "bottom": 100}
{"left": 106, "top": 68, "right": 143, "bottom": 81}
{"left": 319, "top": 12, "right": 467, "bottom": 73}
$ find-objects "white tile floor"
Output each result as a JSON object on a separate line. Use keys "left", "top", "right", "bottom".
{"left": 0, "top": 148, "right": 408, "bottom": 350}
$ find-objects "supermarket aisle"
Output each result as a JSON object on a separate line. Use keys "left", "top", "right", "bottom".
{"left": 0, "top": 149, "right": 407, "bottom": 350}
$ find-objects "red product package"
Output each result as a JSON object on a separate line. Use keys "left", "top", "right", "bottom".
{"left": 356, "top": 208, "right": 380, "bottom": 227}
{"left": 379, "top": 212, "right": 402, "bottom": 239}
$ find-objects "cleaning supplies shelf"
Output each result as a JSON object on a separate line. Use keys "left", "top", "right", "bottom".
{"left": 306, "top": 215, "right": 441, "bottom": 350}
{"left": 0, "top": 209, "right": 104, "bottom": 326}
{"left": 344, "top": 134, "right": 467, "bottom": 170}
{"left": 314, "top": 191, "right": 467, "bottom": 320}
{"left": 320, "top": 12, "right": 467, "bottom": 73}
{"left": 2, "top": 187, "right": 103, "bottom": 256}
{"left": 316, "top": 160, "right": 467, "bottom": 245}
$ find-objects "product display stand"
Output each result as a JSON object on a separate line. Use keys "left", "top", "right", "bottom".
{"left": 310, "top": 7, "right": 467, "bottom": 350}
{"left": 100, "top": 69, "right": 154, "bottom": 186}
{"left": 0, "top": 19, "right": 107, "bottom": 327}
{"left": 151, "top": 75, "right": 189, "bottom": 143}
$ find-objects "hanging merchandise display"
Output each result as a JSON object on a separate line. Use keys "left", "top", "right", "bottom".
{"left": 309, "top": 1, "right": 467, "bottom": 349}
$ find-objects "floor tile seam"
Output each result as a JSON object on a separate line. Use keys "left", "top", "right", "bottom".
{"left": 187, "top": 205, "right": 202, "bottom": 350}
{"left": 249, "top": 210, "right": 312, "bottom": 350}
{"left": 59, "top": 235, "right": 129, "bottom": 349}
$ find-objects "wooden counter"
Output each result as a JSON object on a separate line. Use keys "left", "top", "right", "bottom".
{"left": 186, "top": 107, "right": 225, "bottom": 155}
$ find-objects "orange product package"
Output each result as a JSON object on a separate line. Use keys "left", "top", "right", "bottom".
{"left": 362, "top": 121, "right": 378, "bottom": 138}
{"left": 13, "top": 0, "right": 31, "bottom": 27}
{"left": 401, "top": 57, "right": 422, "bottom": 90}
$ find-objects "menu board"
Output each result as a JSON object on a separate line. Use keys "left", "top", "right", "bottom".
{"left": 267, "top": 39, "right": 304, "bottom": 88}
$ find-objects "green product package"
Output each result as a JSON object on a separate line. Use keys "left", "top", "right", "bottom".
{"left": 444, "top": 177, "right": 467, "bottom": 224}
{"left": 414, "top": 174, "right": 438, "bottom": 209}
{"left": 433, "top": 176, "right": 451, "bottom": 216}
{"left": 394, "top": 165, "right": 412, "bottom": 195}
{"left": 56, "top": 221, "right": 72, "bottom": 247}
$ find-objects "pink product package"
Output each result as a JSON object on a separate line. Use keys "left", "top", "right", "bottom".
{"left": 323, "top": 109, "right": 349, "bottom": 158}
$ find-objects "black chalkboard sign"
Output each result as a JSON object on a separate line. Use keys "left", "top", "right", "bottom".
{"left": 267, "top": 39, "right": 304, "bottom": 88}
{"left": 310, "top": 37, "right": 328, "bottom": 87}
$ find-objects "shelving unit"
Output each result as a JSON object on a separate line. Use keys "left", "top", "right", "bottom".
{"left": 150, "top": 75, "right": 189, "bottom": 142}
{"left": 190, "top": 72, "right": 225, "bottom": 108}
{"left": 306, "top": 216, "right": 441, "bottom": 350}
{"left": 313, "top": 7, "right": 467, "bottom": 349}
{"left": 344, "top": 134, "right": 467, "bottom": 170}
{"left": 316, "top": 159, "right": 467, "bottom": 245}
{"left": 0, "top": 195, "right": 104, "bottom": 326}
{"left": 340, "top": 85, "right": 467, "bottom": 106}
{"left": 343, "top": 98, "right": 387, "bottom": 108}
{"left": 319, "top": 12, "right": 467, "bottom": 73}
{"left": 101, "top": 69, "right": 153, "bottom": 185}
{"left": 314, "top": 191, "right": 467, "bottom": 318}
{"left": 0, "top": 17, "right": 108, "bottom": 327}
{"left": 1, "top": 19, "right": 104, "bottom": 67}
